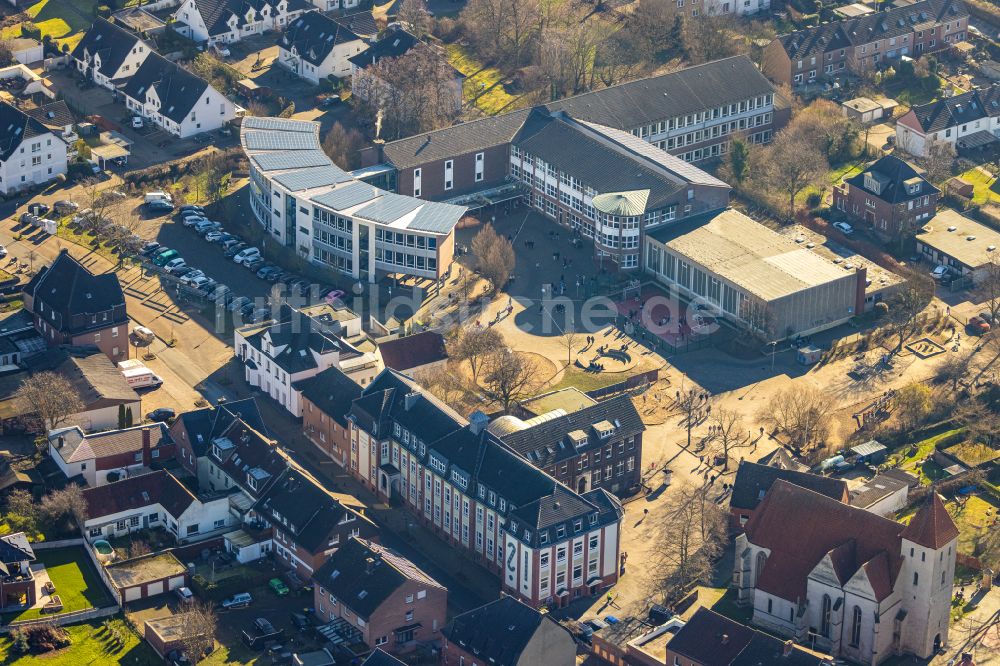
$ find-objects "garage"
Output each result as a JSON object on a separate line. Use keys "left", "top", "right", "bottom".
{"left": 168, "top": 576, "right": 185, "bottom": 590}
{"left": 105, "top": 552, "right": 188, "bottom": 604}
{"left": 146, "top": 581, "right": 164, "bottom": 596}
{"left": 124, "top": 587, "right": 142, "bottom": 602}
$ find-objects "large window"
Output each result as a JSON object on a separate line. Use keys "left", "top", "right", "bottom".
{"left": 850, "top": 606, "right": 862, "bottom": 647}
{"left": 821, "top": 595, "right": 832, "bottom": 638}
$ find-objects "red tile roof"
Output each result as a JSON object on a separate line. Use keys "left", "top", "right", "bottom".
{"left": 900, "top": 492, "right": 959, "bottom": 549}
{"left": 83, "top": 470, "right": 195, "bottom": 520}
{"left": 744, "top": 480, "right": 905, "bottom": 601}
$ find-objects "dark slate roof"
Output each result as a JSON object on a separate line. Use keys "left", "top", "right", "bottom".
{"left": 907, "top": 83, "right": 1000, "bottom": 133}
{"left": 121, "top": 52, "right": 210, "bottom": 125}
{"left": 844, "top": 154, "right": 940, "bottom": 204}
{"left": 348, "top": 28, "right": 418, "bottom": 69}
{"left": 382, "top": 109, "right": 532, "bottom": 170}
{"left": 547, "top": 56, "right": 773, "bottom": 131}
{"left": 349, "top": 368, "right": 467, "bottom": 444}
{"left": 56, "top": 353, "right": 139, "bottom": 408}
{"left": 209, "top": 419, "right": 287, "bottom": 499}
{"left": 25, "top": 100, "right": 75, "bottom": 132}
{"left": 278, "top": 11, "right": 361, "bottom": 67}
{"left": 296, "top": 366, "right": 361, "bottom": 428}
{"left": 191, "top": 0, "right": 310, "bottom": 37}
{"left": 496, "top": 394, "right": 643, "bottom": 468}
{"left": 777, "top": 0, "right": 968, "bottom": 60}
{"left": 241, "top": 304, "right": 363, "bottom": 375}
{"left": 0, "top": 532, "right": 34, "bottom": 565}
{"left": 848, "top": 474, "right": 910, "bottom": 509}
{"left": 256, "top": 468, "right": 371, "bottom": 553}
{"left": 729, "top": 461, "right": 848, "bottom": 512}
{"left": 376, "top": 331, "right": 447, "bottom": 373}
{"left": 172, "top": 398, "right": 268, "bottom": 459}
{"left": 443, "top": 596, "right": 570, "bottom": 666}
{"left": 668, "top": 608, "right": 755, "bottom": 665}
{"left": 333, "top": 10, "right": 379, "bottom": 40}
{"left": 24, "top": 250, "right": 126, "bottom": 335}
{"left": 70, "top": 18, "right": 144, "bottom": 81}
{"left": 312, "top": 537, "right": 442, "bottom": 620}
{"left": 360, "top": 650, "right": 405, "bottom": 666}
{"left": 0, "top": 100, "right": 54, "bottom": 162}
{"left": 83, "top": 470, "right": 196, "bottom": 520}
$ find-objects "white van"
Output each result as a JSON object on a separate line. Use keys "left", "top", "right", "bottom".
{"left": 144, "top": 191, "right": 173, "bottom": 204}
{"left": 120, "top": 364, "right": 163, "bottom": 389}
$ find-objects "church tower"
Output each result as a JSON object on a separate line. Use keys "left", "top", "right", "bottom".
{"left": 898, "top": 492, "right": 959, "bottom": 658}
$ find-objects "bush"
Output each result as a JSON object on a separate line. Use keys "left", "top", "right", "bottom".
{"left": 278, "top": 102, "right": 295, "bottom": 118}
{"left": 806, "top": 192, "right": 823, "bottom": 209}
{"left": 20, "top": 21, "right": 40, "bottom": 39}
{"left": 11, "top": 624, "right": 71, "bottom": 654}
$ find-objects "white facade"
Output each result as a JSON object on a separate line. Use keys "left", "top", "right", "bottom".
{"left": 277, "top": 38, "right": 367, "bottom": 84}
{"left": 701, "top": 0, "right": 770, "bottom": 16}
{"left": 308, "top": 0, "right": 360, "bottom": 11}
{"left": 68, "top": 401, "right": 141, "bottom": 433}
{"left": 73, "top": 40, "right": 150, "bottom": 90}
{"left": 124, "top": 81, "right": 237, "bottom": 139}
{"left": 84, "top": 495, "right": 233, "bottom": 543}
{"left": 0, "top": 130, "right": 68, "bottom": 195}
{"left": 896, "top": 110, "right": 1000, "bottom": 158}
{"left": 174, "top": 0, "right": 307, "bottom": 44}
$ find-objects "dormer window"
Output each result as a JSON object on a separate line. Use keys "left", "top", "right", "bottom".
{"left": 907, "top": 182, "right": 921, "bottom": 195}
{"left": 863, "top": 172, "right": 881, "bottom": 195}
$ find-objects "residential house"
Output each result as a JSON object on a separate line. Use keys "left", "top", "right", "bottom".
{"left": 375, "top": 331, "right": 448, "bottom": 377}
{"left": 349, "top": 29, "right": 462, "bottom": 109}
{"left": 490, "top": 394, "right": 645, "bottom": 496}
{"left": 895, "top": 83, "right": 1000, "bottom": 158}
{"left": 729, "top": 461, "right": 849, "bottom": 531}
{"left": 25, "top": 100, "right": 78, "bottom": 149}
{"left": 307, "top": 0, "right": 362, "bottom": 14}
{"left": 277, "top": 11, "right": 367, "bottom": 84}
{"left": 0, "top": 100, "right": 67, "bottom": 195}
{"left": 849, "top": 474, "right": 911, "bottom": 516}
{"left": 348, "top": 369, "right": 625, "bottom": 609}
{"left": 299, "top": 366, "right": 362, "bottom": 468}
{"left": 441, "top": 596, "right": 576, "bottom": 666}
{"left": 47, "top": 422, "right": 173, "bottom": 486}
{"left": 23, "top": 249, "right": 128, "bottom": 362}
{"left": 54, "top": 352, "right": 141, "bottom": 432}
{"left": 169, "top": 397, "right": 268, "bottom": 476}
{"left": 257, "top": 468, "right": 377, "bottom": 579}
{"left": 121, "top": 52, "right": 237, "bottom": 139}
{"left": 312, "top": 537, "right": 447, "bottom": 655}
{"left": 762, "top": 0, "right": 968, "bottom": 88}
{"left": 663, "top": 607, "right": 834, "bottom": 666}
{"left": 734, "top": 481, "right": 959, "bottom": 663}
{"left": 71, "top": 18, "right": 152, "bottom": 90}
{"left": 700, "top": 0, "right": 770, "bottom": 16}
{"left": 82, "top": 470, "right": 234, "bottom": 543}
{"left": 173, "top": 0, "right": 311, "bottom": 45}
{"left": 0, "top": 533, "right": 34, "bottom": 610}
{"left": 833, "top": 154, "right": 940, "bottom": 243}
{"left": 199, "top": 418, "right": 286, "bottom": 505}
{"left": 916, "top": 208, "right": 1000, "bottom": 283}
{"left": 234, "top": 303, "right": 382, "bottom": 417}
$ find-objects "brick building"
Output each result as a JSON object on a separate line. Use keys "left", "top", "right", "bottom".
{"left": 728, "top": 461, "right": 849, "bottom": 531}
{"left": 762, "top": 0, "right": 968, "bottom": 88}
{"left": 47, "top": 422, "right": 174, "bottom": 486}
{"left": 169, "top": 398, "right": 268, "bottom": 477}
{"left": 299, "top": 366, "right": 362, "bottom": 468}
{"left": 833, "top": 155, "right": 940, "bottom": 243}
{"left": 312, "top": 537, "right": 447, "bottom": 656}
{"left": 23, "top": 249, "right": 128, "bottom": 362}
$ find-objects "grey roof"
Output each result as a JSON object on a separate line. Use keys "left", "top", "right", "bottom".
{"left": 730, "top": 461, "right": 848, "bottom": 512}
{"left": 382, "top": 109, "right": 532, "bottom": 170}
{"left": 251, "top": 149, "right": 331, "bottom": 172}
{"left": 354, "top": 192, "right": 422, "bottom": 223}
{"left": 334, "top": 11, "right": 379, "bottom": 39}
{"left": 244, "top": 129, "right": 320, "bottom": 151}
{"left": 272, "top": 164, "right": 353, "bottom": 191}
{"left": 844, "top": 154, "right": 940, "bottom": 204}
{"left": 70, "top": 18, "right": 146, "bottom": 81}
{"left": 243, "top": 116, "right": 316, "bottom": 132}
{"left": 849, "top": 474, "right": 909, "bottom": 509}
{"left": 907, "top": 83, "right": 1000, "bottom": 133}
{"left": 408, "top": 201, "right": 466, "bottom": 233}
{"left": 278, "top": 10, "right": 362, "bottom": 67}
{"left": 0, "top": 100, "right": 55, "bottom": 162}
{"left": 443, "top": 597, "right": 573, "bottom": 666}
{"left": 851, "top": 440, "right": 887, "bottom": 456}
{"left": 312, "top": 181, "right": 380, "bottom": 211}
{"left": 121, "top": 52, "right": 210, "bottom": 124}
{"left": 547, "top": 55, "right": 774, "bottom": 131}
{"left": 348, "top": 28, "right": 418, "bottom": 69}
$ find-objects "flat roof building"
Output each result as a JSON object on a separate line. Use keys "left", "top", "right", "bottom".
{"left": 644, "top": 208, "right": 867, "bottom": 339}
{"left": 916, "top": 209, "right": 1000, "bottom": 283}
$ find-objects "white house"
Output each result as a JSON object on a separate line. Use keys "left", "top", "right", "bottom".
{"left": 307, "top": 0, "right": 361, "bottom": 13}
{"left": 70, "top": 18, "right": 152, "bottom": 90}
{"left": 276, "top": 10, "right": 367, "bottom": 84}
{"left": 173, "top": 0, "right": 311, "bottom": 45}
{"left": 82, "top": 470, "right": 233, "bottom": 543}
{"left": 121, "top": 52, "right": 237, "bottom": 138}
{"left": 702, "top": 0, "right": 770, "bottom": 15}
{"left": 0, "top": 100, "right": 67, "bottom": 195}
{"left": 47, "top": 423, "right": 172, "bottom": 487}
{"left": 234, "top": 303, "right": 381, "bottom": 416}
{"left": 734, "top": 480, "right": 958, "bottom": 664}
{"left": 896, "top": 84, "right": 1000, "bottom": 158}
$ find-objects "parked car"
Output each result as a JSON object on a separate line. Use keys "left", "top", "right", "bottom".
{"left": 268, "top": 578, "right": 290, "bottom": 596}
{"left": 131, "top": 116, "right": 144, "bottom": 129}
{"left": 179, "top": 270, "right": 206, "bottom": 285}
{"left": 323, "top": 288, "right": 346, "bottom": 304}
{"left": 147, "top": 407, "right": 176, "bottom": 422}
{"left": 224, "top": 242, "right": 248, "bottom": 258}
{"left": 147, "top": 200, "right": 174, "bottom": 213}
{"left": 194, "top": 220, "right": 222, "bottom": 234}
{"left": 290, "top": 612, "right": 311, "bottom": 631}
{"left": 233, "top": 247, "right": 261, "bottom": 265}
{"left": 222, "top": 592, "right": 253, "bottom": 609}
{"left": 197, "top": 278, "right": 219, "bottom": 293}
{"left": 182, "top": 215, "right": 207, "bottom": 227}
{"left": 53, "top": 200, "right": 79, "bottom": 214}
{"left": 179, "top": 205, "right": 204, "bottom": 214}
{"left": 832, "top": 221, "right": 854, "bottom": 235}
{"left": 164, "top": 258, "right": 188, "bottom": 273}
{"left": 215, "top": 233, "right": 238, "bottom": 245}
{"left": 227, "top": 296, "right": 252, "bottom": 312}
{"left": 245, "top": 258, "right": 266, "bottom": 272}
{"left": 931, "top": 265, "right": 950, "bottom": 281}
{"left": 222, "top": 237, "right": 244, "bottom": 250}
{"left": 288, "top": 278, "right": 311, "bottom": 296}
{"left": 171, "top": 266, "right": 196, "bottom": 279}
{"left": 205, "top": 231, "right": 225, "bottom": 243}
{"left": 0, "top": 245, "right": 9, "bottom": 259}
{"left": 152, "top": 250, "right": 180, "bottom": 267}
{"left": 175, "top": 586, "right": 194, "bottom": 604}
{"left": 968, "top": 316, "right": 991, "bottom": 335}
{"left": 257, "top": 265, "right": 280, "bottom": 280}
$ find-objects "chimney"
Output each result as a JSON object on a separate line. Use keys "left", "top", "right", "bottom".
{"left": 404, "top": 391, "right": 420, "bottom": 411}
{"left": 468, "top": 410, "right": 489, "bottom": 435}
{"left": 721, "top": 634, "right": 729, "bottom": 645}
{"left": 854, "top": 264, "right": 867, "bottom": 316}
{"left": 142, "top": 427, "right": 151, "bottom": 466}
{"left": 365, "top": 556, "right": 378, "bottom": 574}
{"left": 782, "top": 640, "right": 794, "bottom": 657}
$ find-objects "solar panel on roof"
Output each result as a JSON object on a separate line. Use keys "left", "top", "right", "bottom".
{"left": 354, "top": 193, "right": 422, "bottom": 223}
{"left": 252, "top": 150, "right": 331, "bottom": 172}
{"left": 408, "top": 201, "right": 465, "bottom": 233}
{"left": 244, "top": 130, "right": 320, "bottom": 151}
{"left": 312, "top": 181, "right": 380, "bottom": 211}
{"left": 242, "top": 117, "right": 316, "bottom": 133}
{"left": 273, "top": 165, "right": 353, "bottom": 191}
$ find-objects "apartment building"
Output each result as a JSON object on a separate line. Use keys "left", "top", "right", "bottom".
{"left": 70, "top": 18, "right": 152, "bottom": 90}
{"left": 300, "top": 366, "right": 362, "bottom": 468}
{"left": 0, "top": 100, "right": 68, "bottom": 196}
{"left": 762, "top": 0, "right": 968, "bottom": 88}
{"left": 173, "top": 0, "right": 311, "bottom": 45}
{"left": 347, "top": 369, "right": 624, "bottom": 609}
{"left": 895, "top": 83, "right": 1000, "bottom": 158}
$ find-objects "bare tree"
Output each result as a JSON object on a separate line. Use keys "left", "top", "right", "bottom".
{"left": 461, "top": 0, "right": 541, "bottom": 68}
{"left": 446, "top": 325, "right": 504, "bottom": 382}
{"left": 470, "top": 224, "right": 515, "bottom": 293}
{"left": 738, "top": 297, "right": 774, "bottom": 344}
{"left": 178, "top": 601, "right": 217, "bottom": 664}
{"left": 883, "top": 276, "right": 933, "bottom": 355}
{"left": 16, "top": 372, "right": 84, "bottom": 432}
{"left": 321, "top": 122, "right": 366, "bottom": 171}
{"left": 708, "top": 407, "right": 751, "bottom": 471}
{"left": 893, "top": 382, "right": 932, "bottom": 433}
{"left": 39, "top": 485, "right": 88, "bottom": 529}
{"left": 397, "top": 0, "right": 432, "bottom": 39}
{"left": 758, "top": 385, "right": 832, "bottom": 453}
{"left": 920, "top": 138, "right": 956, "bottom": 185}
{"left": 415, "top": 362, "right": 478, "bottom": 414}
{"left": 683, "top": 13, "right": 745, "bottom": 64}
{"left": 957, "top": 398, "right": 1000, "bottom": 448}
{"left": 758, "top": 130, "right": 827, "bottom": 221}
{"left": 675, "top": 385, "right": 710, "bottom": 451}
{"left": 561, "top": 319, "right": 581, "bottom": 366}
{"left": 975, "top": 255, "right": 1000, "bottom": 325}
{"left": 655, "top": 480, "right": 728, "bottom": 599}
{"left": 480, "top": 348, "right": 541, "bottom": 414}
{"left": 933, "top": 348, "right": 971, "bottom": 393}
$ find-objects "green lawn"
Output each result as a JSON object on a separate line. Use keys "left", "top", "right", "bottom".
{"left": 950, "top": 495, "right": 999, "bottom": 563}
{"left": 889, "top": 427, "right": 964, "bottom": 485}
{"left": 445, "top": 44, "right": 522, "bottom": 116}
{"left": 547, "top": 366, "right": 630, "bottom": 393}
{"left": 0, "top": 618, "right": 155, "bottom": 666}
{"left": 958, "top": 166, "right": 1000, "bottom": 205}
{"left": 0, "top": 0, "right": 98, "bottom": 51}
{"left": 14, "top": 547, "right": 110, "bottom": 621}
